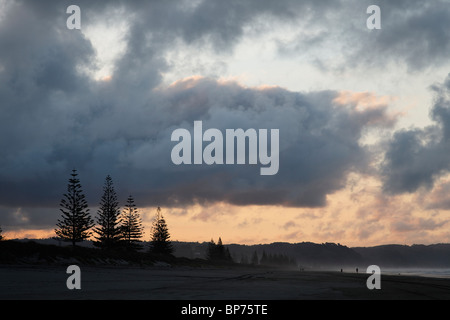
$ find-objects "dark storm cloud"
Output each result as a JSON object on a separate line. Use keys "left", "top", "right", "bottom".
{"left": 0, "top": 1, "right": 97, "bottom": 211}
{"left": 381, "top": 74, "right": 450, "bottom": 194}
{"left": 352, "top": 0, "right": 450, "bottom": 71}
{"left": 275, "top": 0, "right": 450, "bottom": 72}
{"left": 0, "top": 67, "right": 394, "bottom": 212}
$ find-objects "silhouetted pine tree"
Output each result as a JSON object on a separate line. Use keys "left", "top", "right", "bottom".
{"left": 225, "top": 247, "right": 232, "bottom": 261}
{"left": 216, "top": 237, "right": 225, "bottom": 258}
{"left": 206, "top": 238, "right": 216, "bottom": 260}
{"left": 251, "top": 250, "right": 259, "bottom": 265}
{"left": 94, "top": 175, "right": 122, "bottom": 249}
{"left": 260, "top": 250, "right": 268, "bottom": 265}
{"left": 55, "top": 169, "right": 94, "bottom": 246}
{"left": 121, "top": 195, "right": 144, "bottom": 250}
{"left": 0, "top": 225, "right": 3, "bottom": 241}
{"left": 149, "top": 207, "right": 173, "bottom": 255}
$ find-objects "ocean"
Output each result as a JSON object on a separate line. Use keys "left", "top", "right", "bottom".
{"left": 381, "top": 268, "right": 450, "bottom": 279}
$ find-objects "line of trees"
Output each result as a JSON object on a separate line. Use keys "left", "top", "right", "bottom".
{"left": 54, "top": 169, "right": 172, "bottom": 255}
{"left": 240, "top": 250, "right": 296, "bottom": 267}
{"left": 259, "top": 250, "right": 296, "bottom": 267}
{"left": 207, "top": 237, "right": 232, "bottom": 263}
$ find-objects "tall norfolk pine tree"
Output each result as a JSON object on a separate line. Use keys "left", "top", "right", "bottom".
{"left": 149, "top": 207, "right": 173, "bottom": 255}
{"left": 121, "top": 195, "right": 144, "bottom": 250}
{"left": 94, "top": 175, "right": 122, "bottom": 249}
{"left": 55, "top": 169, "right": 94, "bottom": 246}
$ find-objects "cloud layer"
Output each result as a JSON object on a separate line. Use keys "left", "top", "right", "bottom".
{"left": 2, "top": 0, "right": 450, "bottom": 236}
{"left": 381, "top": 74, "right": 450, "bottom": 194}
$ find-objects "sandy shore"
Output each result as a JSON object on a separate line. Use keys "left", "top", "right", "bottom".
{"left": 1, "top": 264, "right": 450, "bottom": 300}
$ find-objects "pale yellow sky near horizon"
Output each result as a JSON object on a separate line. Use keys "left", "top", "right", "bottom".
{"left": 5, "top": 171, "right": 450, "bottom": 247}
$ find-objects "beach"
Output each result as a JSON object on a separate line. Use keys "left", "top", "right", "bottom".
{"left": 1, "top": 264, "right": 450, "bottom": 300}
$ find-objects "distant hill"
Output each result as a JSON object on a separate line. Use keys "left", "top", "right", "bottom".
{"left": 171, "top": 241, "right": 363, "bottom": 269}
{"left": 353, "top": 244, "right": 450, "bottom": 268}
{"left": 226, "top": 242, "right": 363, "bottom": 269}
{"left": 173, "top": 241, "right": 450, "bottom": 269}
{"left": 3, "top": 238, "right": 450, "bottom": 269}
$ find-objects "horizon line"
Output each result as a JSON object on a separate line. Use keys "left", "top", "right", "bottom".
{"left": 6, "top": 237, "right": 450, "bottom": 248}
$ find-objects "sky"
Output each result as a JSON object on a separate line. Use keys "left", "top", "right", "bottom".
{"left": 2, "top": 0, "right": 450, "bottom": 247}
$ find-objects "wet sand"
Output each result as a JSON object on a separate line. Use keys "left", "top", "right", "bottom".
{"left": 1, "top": 264, "right": 450, "bottom": 300}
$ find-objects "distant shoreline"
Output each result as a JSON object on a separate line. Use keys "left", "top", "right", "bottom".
{"left": 377, "top": 268, "right": 450, "bottom": 279}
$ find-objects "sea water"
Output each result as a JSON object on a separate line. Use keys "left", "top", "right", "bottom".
{"left": 381, "top": 268, "right": 450, "bottom": 279}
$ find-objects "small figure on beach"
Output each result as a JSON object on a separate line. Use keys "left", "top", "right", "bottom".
{"left": 356, "top": 267, "right": 358, "bottom": 273}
